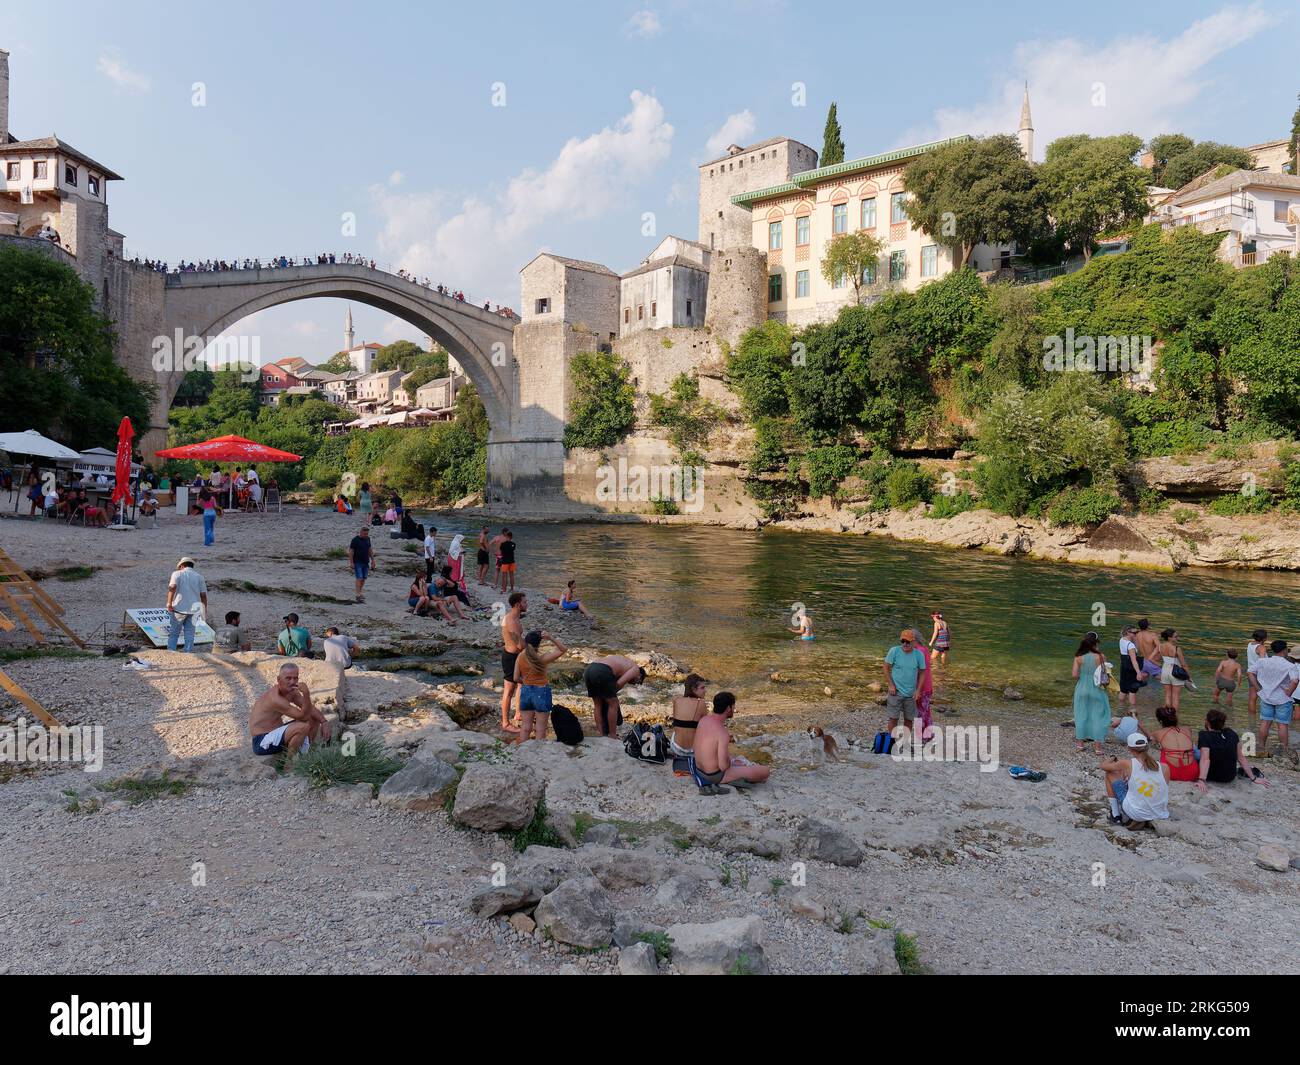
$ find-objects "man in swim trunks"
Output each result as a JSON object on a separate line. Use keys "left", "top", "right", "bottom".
{"left": 693, "top": 691, "right": 770, "bottom": 794}
{"left": 249, "top": 663, "right": 331, "bottom": 757}
{"left": 583, "top": 654, "right": 646, "bottom": 738}
{"left": 1134, "top": 619, "right": 1161, "bottom": 682}
{"left": 497, "top": 529, "right": 517, "bottom": 593}
{"left": 500, "top": 591, "right": 526, "bottom": 733}
{"left": 476, "top": 526, "right": 491, "bottom": 585}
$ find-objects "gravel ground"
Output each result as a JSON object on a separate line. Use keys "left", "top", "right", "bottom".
{"left": 1, "top": 507, "right": 1297, "bottom": 976}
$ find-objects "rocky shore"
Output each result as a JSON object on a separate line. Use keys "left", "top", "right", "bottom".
{"left": 0, "top": 508, "right": 1297, "bottom": 975}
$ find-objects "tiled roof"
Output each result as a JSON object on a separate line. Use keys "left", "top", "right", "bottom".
{"left": 620, "top": 254, "right": 709, "bottom": 280}
{"left": 521, "top": 252, "right": 617, "bottom": 276}
{"left": 0, "top": 136, "right": 123, "bottom": 181}
{"left": 729, "top": 136, "right": 973, "bottom": 208}
{"left": 1170, "top": 167, "right": 1300, "bottom": 207}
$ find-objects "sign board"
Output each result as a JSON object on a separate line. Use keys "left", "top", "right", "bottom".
{"left": 123, "top": 608, "right": 215, "bottom": 647}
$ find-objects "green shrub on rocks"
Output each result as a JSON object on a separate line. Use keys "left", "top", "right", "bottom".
{"left": 290, "top": 736, "right": 402, "bottom": 791}
{"left": 1046, "top": 485, "right": 1123, "bottom": 527}
{"left": 563, "top": 350, "right": 636, "bottom": 451}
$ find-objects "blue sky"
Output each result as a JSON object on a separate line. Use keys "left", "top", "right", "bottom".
{"left": 6, "top": 1, "right": 1296, "bottom": 362}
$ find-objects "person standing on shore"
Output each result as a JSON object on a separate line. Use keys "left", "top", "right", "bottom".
{"left": 1134, "top": 619, "right": 1161, "bottom": 686}
{"left": 476, "top": 526, "right": 491, "bottom": 585}
{"left": 513, "top": 629, "right": 567, "bottom": 743}
{"left": 347, "top": 525, "right": 375, "bottom": 602}
{"left": 500, "top": 592, "right": 527, "bottom": 733}
{"left": 165, "top": 557, "right": 208, "bottom": 654}
{"left": 1245, "top": 629, "right": 1268, "bottom": 723}
{"left": 1118, "top": 625, "right": 1144, "bottom": 714}
{"left": 1158, "top": 629, "right": 1190, "bottom": 712}
{"left": 1072, "top": 632, "right": 1111, "bottom": 754}
{"left": 928, "top": 612, "right": 950, "bottom": 666}
{"left": 423, "top": 525, "right": 440, "bottom": 581}
{"left": 198, "top": 486, "right": 218, "bottom": 546}
{"left": 583, "top": 654, "right": 646, "bottom": 738}
{"left": 1247, "top": 639, "right": 1297, "bottom": 759}
{"left": 497, "top": 529, "right": 517, "bottom": 594}
{"left": 883, "top": 629, "right": 928, "bottom": 737}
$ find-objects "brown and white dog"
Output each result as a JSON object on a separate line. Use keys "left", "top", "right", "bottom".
{"left": 807, "top": 726, "right": 840, "bottom": 761}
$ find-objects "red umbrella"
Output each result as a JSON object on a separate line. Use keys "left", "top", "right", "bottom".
{"left": 154, "top": 434, "right": 303, "bottom": 463}
{"left": 111, "top": 416, "right": 134, "bottom": 508}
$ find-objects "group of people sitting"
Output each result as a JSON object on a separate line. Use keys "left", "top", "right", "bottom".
{"left": 1099, "top": 705, "right": 1268, "bottom": 829}
{"left": 28, "top": 481, "right": 110, "bottom": 525}
{"left": 214, "top": 609, "right": 360, "bottom": 669}
{"left": 192, "top": 466, "right": 264, "bottom": 511}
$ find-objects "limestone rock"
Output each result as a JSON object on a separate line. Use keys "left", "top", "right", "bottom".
{"left": 795, "top": 817, "right": 864, "bottom": 867}
{"left": 1256, "top": 844, "right": 1291, "bottom": 872}
{"left": 1003, "top": 687, "right": 1024, "bottom": 701}
{"left": 618, "top": 940, "right": 659, "bottom": 975}
{"left": 665, "top": 916, "right": 768, "bottom": 975}
{"left": 534, "top": 877, "right": 615, "bottom": 950}
{"left": 377, "top": 757, "right": 459, "bottom": 811}
{"left": 582, "top": 822, "right": 621, "bottom": 848}
{"left": 653, "top": 873, "right": 703, "bottom": 909}
{"left": 514, "top": 846, "right": 576, "bottom": 894}
{"left": 844, "top": 929, "right": 899, "bottom": 975}
{"left": 780, "top": 887, "right": 828, "bottom": 922}
{"left": 468, "top": 880, "right": 543, "bottom": 918}
{"left": 452, "top": 763, "right": 544, "bottom": 831}
{"left": 613, "top": 914, "right": 665, "bottom": 949}
{"left": 509, "top": 912, "right": 536, "bottom": 935}
{"left": 324, "top": 781, "right": 373, "bottom": 809}
{"left": 417, "top": 730, "right": 500, "bottom": 764}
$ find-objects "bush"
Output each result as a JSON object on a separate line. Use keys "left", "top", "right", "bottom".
{"left": 727, "top": 320, "right": 793, "bottom": 419}
{"left": 563, "top": 350, "right": 636, "bottom": 450}
{"left": 648, "top": 373, "right": 721, "bottom": 453}
{"left": 1207, "top": 490, "right": 1273, "bottom": 516}
{"left": 973, "top": 456, "right": 1034, "bottom": 516}
{"left": 804, "top": 445, "right": 857, "bottom": 497}
{"left": 291, "top": 735, "right": 403, "bottom": 790}
{"left": 927, "top": 490, "right": 977, "bottom": 519}
{"left": 1046, "top": 485, "right": 1123, "bottom": 527}
{"left": 883, "top": 461, "right": 933, "bottom": 509}
{"left": 749, "top": 417, "right": 789, "bottom": 474}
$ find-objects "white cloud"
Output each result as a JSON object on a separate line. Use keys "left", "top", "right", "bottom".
{"left": 96, "top": 50, "right": 151, "bottom": 93}
{"left": 626, "top": 10, "right": 663, "bottom": 39}
{"left": 388, "top": 170, "right": 405, "bottom": 186}
{"left": 705, "top": 110, "right": 757, "bottom": 158}
{"left": 901, "top": 5, "right": 1274, "bottom": 159}
{"left": 368, "top": 90, "right": 674, "bottom": 303}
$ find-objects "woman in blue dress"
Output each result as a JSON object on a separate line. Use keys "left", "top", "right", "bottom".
{"left": 1072, "top": 632, "right": 1112, "bottom": 754}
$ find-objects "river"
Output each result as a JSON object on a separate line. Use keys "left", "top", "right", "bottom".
{"left": 418, "top": 516, "right": 1300, "bottom": 729}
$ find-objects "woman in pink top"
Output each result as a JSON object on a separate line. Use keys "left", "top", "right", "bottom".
{"left": 916, "top": 641, "right": 935, "bottom": 741}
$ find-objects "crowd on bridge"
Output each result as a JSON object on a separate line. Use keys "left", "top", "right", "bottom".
{"left": 126, "top": 251, "right": 518, "bottom": 318}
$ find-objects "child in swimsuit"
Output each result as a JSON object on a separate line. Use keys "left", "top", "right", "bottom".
{"left": 1213, "top": 651, "right": 1241, "bottom": 707}
{"left": 791, "top": 610, "right": 814, "bottom": 640}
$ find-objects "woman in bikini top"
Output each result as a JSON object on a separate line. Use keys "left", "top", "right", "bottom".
{"left": 1152, "top": 706, "right": 1196, "bottom": 767}
{"left": 670, "top": 675, "right": 709, "bottom": 752}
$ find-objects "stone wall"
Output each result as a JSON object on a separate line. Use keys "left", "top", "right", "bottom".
{"left": 102, "top": 258, "right": 168, "bottom": 455}
{"left": 614, "top": 326, "right": 726, "bottom": 409}
{"left": 519, "top": 257, "right": 618, "bottom": 343}
{"left": 703, "top": 246, "right": 768, "bottom": 349}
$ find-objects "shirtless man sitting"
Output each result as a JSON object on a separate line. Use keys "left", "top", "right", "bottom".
{"left": 582, "top": 653, "right": 646, "bottom": 738}
{"left": 693, "top": 691, "right": 770, "bottom": 795}
{"left": 249, "top": 663, "right": 331, "bottom": 758}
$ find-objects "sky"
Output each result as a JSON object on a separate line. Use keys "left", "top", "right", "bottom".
{"left": 5, "top": 0, "right": 1296, "bottom": 364}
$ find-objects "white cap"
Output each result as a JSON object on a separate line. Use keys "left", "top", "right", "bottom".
{"left": 1126, "top": 733, "right": 1149, "bottom": 750}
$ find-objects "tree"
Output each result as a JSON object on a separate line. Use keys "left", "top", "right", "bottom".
{"left": 1160, "top": 141, "right": 1254, "bottom": 189}
{"left": 0, "top": 244, "right": 153, "bottom": 449}
{"left": 1289, "top": 93, "right": 1300, "bottom": 167}
{"left": 726, "top": 320, "right": 793, "bottom": 419}
{"left": 318, "top": 351, "right": 354, "bottom": 374}
{"left": 1146, "top": 134, "right": 1194, "bottom": 184}
{"left": 902, "top": 135, "right": 1046, "bottom": 268}
{"left": 1040, "top": 134, "right": 1148, "bottom": 260}
{"left": 820, "top": 231, "right": 886, "bottom": 304}
{"left": 821, "top": 103, "right": 844, "bottom": 166}
{"left": 562, "top": 350, "right": 636, "bottom": 450}
{"left": 374, "top": 339, "right": 426, "bottom": 372}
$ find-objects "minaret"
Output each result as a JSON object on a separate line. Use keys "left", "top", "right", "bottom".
{"left": 0, "top": 50, "right": 11, "bottom": 147}
{"left": 344, "top": 306, "right": 355, "bottom": 352}
{"left": 1017, "top": 83, "right": 1034, "bottom": 161}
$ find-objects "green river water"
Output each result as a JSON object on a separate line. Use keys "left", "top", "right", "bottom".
{"left": 418, "top": 517, "right": 1300, "bottom": 727}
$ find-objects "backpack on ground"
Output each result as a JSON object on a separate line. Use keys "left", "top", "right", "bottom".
{"left": 550, "top": 704, "right": 584, "bottom": 746}
{"left": 623, "top": 723, "right": 667, "bottom": 764}
{"left": 872, "top": 731, "right": 895, "bottom": 755}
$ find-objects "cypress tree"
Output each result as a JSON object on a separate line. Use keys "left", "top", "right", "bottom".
{"left": 821, "top": 102, "right": 845, "bottom": 166}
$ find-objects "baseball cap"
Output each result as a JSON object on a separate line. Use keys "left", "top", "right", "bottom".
{"left": 899, "top": 629, "right": 916, "bottom": 642}
{"left": 1126, "top": 733, "right": 1149, "bottom": 750}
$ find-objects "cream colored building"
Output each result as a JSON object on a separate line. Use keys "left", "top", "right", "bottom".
{"left": 355, "top": 368, "right": 403, "bottom": 406}
{"left": 731, "top": 136, "right": 1013, "bottom": 328}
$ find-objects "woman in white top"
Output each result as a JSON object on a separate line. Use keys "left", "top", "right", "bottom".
{"left": 1100, "top": 733, "right": 1170, "bottom": 828}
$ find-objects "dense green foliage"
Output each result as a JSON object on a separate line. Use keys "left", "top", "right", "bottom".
{"left": 1039, "top": 134, "right": 1148, "bottom": 259}
{"left": 727, "top": 219, "right": 1300, "bottom": 521}
{"left": 0, "top": 245, "right": 155, "bottom": 450}
{"left": 648, "top": 373, "right": 722, "bottom": 455}
{"left": 164, "top": 373, "right": 488, "bottom": 503}
{"left": 1147, "top": 133, "right": 1254, "bottom": 189}
{"left": 563, "top": 350, "right": 637, "bottom": 450}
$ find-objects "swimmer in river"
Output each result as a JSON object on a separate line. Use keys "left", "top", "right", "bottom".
{"left": 791, "top": 608, "right": 814, "bottom": 640}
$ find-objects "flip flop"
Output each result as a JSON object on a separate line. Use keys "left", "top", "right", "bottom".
{"left": 698, "top": 784, "right": 732, "bottom": 796}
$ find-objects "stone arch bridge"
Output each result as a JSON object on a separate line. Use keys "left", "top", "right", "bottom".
{"left": 159, "top": 264, "right": 564, "bottom": 503}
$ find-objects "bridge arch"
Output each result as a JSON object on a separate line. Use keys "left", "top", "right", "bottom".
{"left": 161, "top": 264, "right": 516, "bottom": 435}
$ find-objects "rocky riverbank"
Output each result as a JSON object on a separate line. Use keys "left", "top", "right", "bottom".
{"left": 1, "top": 507, "right": 1297, "bottom": 974}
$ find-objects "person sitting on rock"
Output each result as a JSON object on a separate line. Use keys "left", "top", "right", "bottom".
{"left": 1196, "top": 708, "right": 1269, "bottom": 792}
{"left": 249, "top": 663, "right": 330, "bottom": 757}
{"left": 692, "top": 691, "right": 770, "bottom": 796}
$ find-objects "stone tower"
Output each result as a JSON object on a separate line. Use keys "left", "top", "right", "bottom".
{"left": 0, "top": 49, "right": 10, "bottom": 145}
{"left": 697, "top": 137, "right": 818, "bottom": 252}
{"left": 1017, "top": 84, "right": 1034, "bottom": 161}
{"left": 344, "top": 305, "right": 355, "bottom": 352}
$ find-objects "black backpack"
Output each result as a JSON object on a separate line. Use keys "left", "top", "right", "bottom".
{"left": 623, "top": 723, "right": 667, "bottom": 764}
{"left": 551, "top": 704, "right": 584, "bottom": 747}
